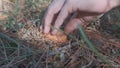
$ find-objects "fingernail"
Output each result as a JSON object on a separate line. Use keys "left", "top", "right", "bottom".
{"left": 51, "top": 30, "right": 57, "bottom": 35}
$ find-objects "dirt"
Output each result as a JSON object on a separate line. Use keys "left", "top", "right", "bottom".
{"left": 99, "top": 6, "right": 120, "bottom": 39}
{"left": 0, "top": 0, "right": 120, "bottom": 68}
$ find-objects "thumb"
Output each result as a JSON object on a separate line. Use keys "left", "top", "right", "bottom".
{"left": 64, "top": 18, "right": 83, "bottom": 34}
{"left": 64, "top": 16, "right": 95, "bottom": 34}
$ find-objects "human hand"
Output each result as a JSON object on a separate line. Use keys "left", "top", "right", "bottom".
{"left": 43, "top": 0, "right": 118, "bottom": 35}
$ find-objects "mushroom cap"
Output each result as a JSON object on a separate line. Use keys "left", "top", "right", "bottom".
{"left": 44, "top": 32, "right": 67, "bottom": 43}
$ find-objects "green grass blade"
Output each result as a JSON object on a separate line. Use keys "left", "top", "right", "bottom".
{"left": 78, "top": 25, "right": 112, "bottom": 68}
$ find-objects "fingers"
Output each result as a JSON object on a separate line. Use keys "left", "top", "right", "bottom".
{"left": 51, "top": 4, "right": 69, "bottom": 35}
{"left": 44, "top": 0, "right": 65, "bottom": 33}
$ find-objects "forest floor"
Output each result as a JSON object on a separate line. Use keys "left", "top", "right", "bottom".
{"left": 0, "top": 0, "right": 120, "bottom": 68}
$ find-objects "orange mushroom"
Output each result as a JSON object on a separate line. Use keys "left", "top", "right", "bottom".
{"left": 44, "top": 32, "right": 67, "bottom": 43}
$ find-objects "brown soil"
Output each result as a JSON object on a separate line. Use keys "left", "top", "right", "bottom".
{"left": 0, "top": 0, "right": 120, "bottom": 68}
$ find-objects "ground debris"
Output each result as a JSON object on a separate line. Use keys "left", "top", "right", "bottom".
{"left": 0, "top": 0, "right": 120, "bottom": 68}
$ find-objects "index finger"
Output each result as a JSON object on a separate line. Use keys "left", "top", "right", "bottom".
{"left": 51, "top": 4, "right": 69, "bottom": 35}
{"left": 44, "top": 0, "right": 65, "bottom": 33}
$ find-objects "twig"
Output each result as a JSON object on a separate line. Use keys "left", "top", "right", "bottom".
{"left": 81, "top": 60, "right": 93, "bottom": 68}
{"left": 48, "top": 42, "right": 79, "bottom": 56}
{"left": 0, "top": 38, "right": 8, "bottom": 64}
{"left": 34, "top": 49, "right": 47, "bottom": 68}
